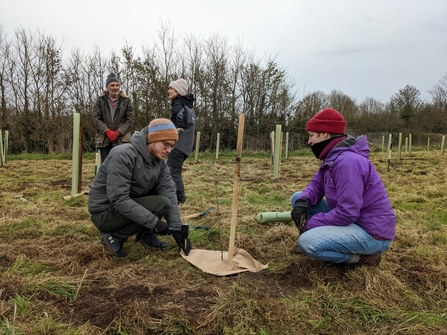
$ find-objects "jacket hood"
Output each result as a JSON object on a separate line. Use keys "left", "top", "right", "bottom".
{"left": 173, "top": 93, "right": 195, "bottom": 108}
{"left": 326, "top": 134, "right": 370, "bottom": 161}
{"left": 131, "top": 127, "right": 157, "bottom": 165}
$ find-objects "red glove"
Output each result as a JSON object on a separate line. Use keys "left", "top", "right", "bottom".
{"left": 105, "top": 130, "right": 118, "bottom": 142}
{"left": 114, "top": 130, "right": 121, "bottom": 139}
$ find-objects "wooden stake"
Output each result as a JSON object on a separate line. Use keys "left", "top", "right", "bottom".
{"left": 228, "top": 113, "right": 245, "bottom": 263}
{"left": 194, "top": 131, "right": 201, "bottom": 163}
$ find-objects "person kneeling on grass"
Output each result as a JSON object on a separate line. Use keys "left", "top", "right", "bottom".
{"left": 88, "top": 118, "right": 191, "bottom": 257}
{"left": 290, "top": 108, "right": 396, "bottom": 266}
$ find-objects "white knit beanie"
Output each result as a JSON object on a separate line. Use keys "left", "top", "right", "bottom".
{"left": 169, "top": 79, "right": 188, "bottom": 96}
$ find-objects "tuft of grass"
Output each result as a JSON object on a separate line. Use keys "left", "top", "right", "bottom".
{"left": 0, "top": 319, "right": 24, "bottom": 335}
{"left": 8, "top": 294, "right": 31, "bottom": 315}
{"left": 6, "top": 256, "right": 51, "bottom": 276}
{"left": 28, "top": 280, "right": 77, "bottom": 301}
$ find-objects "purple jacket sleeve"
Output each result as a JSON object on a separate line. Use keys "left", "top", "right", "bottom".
{"left": 300, "top": 170, "right": 325, "bottom": 205}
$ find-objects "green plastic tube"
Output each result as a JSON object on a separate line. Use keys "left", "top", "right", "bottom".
{"left": 256, "top": 211, "right": 292, "bottom": 223}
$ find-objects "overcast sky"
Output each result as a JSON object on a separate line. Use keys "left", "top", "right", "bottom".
{"left": 1, "top": 0, "right": 446, "bottom": 103}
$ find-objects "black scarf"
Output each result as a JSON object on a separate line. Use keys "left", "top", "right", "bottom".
{"left": 310, "top": 137, "right": 339, "bottom": 159}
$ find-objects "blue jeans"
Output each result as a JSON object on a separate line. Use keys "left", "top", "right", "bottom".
{"left": 290, "top": 191, "right": 391, "bottom": 264}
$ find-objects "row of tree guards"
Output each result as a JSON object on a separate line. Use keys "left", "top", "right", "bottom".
{"left": 6, "top": 114, "right": 446, "bottom": 197}
{"left": 382, "top": 133, "right": 446, "bottom": 171}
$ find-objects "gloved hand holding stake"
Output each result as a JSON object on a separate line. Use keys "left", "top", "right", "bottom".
{"left": 172, "top": 224, "right": 192, "bottom": 255}
{"left": 291, "top": 198, "right": 309, "bottom": 235}
{"left": 105, "top": 129, "right": 118, "bottom": 142}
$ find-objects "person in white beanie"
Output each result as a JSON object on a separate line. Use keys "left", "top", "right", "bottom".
{"left": 167, "top": 79, "right": 195, "bottom": 203}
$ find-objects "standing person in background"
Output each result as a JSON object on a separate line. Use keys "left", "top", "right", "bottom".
{"left": 290, "top": 108, "right": 396, "bottom": 266}
{"left": 93, "top": 72, "right": 135, "bottom": 163}
{"left": 167, "top": 79, "right": 195, "bottom": 203}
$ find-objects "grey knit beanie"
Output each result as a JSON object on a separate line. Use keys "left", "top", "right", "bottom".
{"left": 106, "top": 72, "right": 119, "bottom": 86}
{"left": 169, "top": 79, "right": 188, "bottom": 96}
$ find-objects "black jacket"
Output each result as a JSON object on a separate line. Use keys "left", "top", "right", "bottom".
{"left": 170, "top": 94, "right": 195, "bottom": 156}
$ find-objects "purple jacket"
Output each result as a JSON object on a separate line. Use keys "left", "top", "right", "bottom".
{"left": 300, "top": 135, "right": 396, "bottom": 240}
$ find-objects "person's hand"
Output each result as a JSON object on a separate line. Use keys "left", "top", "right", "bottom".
{"left": 105, "top": 130, "right": 118, "bottom": 142}
{"left": 291, "top": 198, "right": 309, "bottom": 235}
{"left": 153, "top": 219, "right": 170, "bottom": 235}
{"left": 176, "top": 128, "right": 184, "bottom": 134}
{"left": 114, "top": 130, "right": 121, "bottom": 139}
{"left": 172, "top": 224, "right": 192, "bottom": 255}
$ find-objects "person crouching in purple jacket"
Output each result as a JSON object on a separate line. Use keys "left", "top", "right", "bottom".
{"left": 290, "top": 108, "right": 396, "bottom": 266}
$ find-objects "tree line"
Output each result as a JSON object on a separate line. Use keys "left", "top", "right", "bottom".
{"left": 0, "top": 23, "right": 446, "bottom": 154}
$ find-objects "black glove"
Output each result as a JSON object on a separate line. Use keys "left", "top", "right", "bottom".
{"left": 172, "top": 224, "right": 192, "bottom": 255}
{"left": 153, "top": 219, "right": 170, "bottom": 235}
{"left": 291, "top": 198, "right": 309, "bottom": 235}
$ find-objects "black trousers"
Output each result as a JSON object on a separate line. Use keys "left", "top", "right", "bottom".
{"left": 167, "top": 148, "right": 188, "bottom": 201}
{"left": 90, "top": 195, "right": 171, "bottom": 240}
{"left": 99, "top": 143, "right": 113, "bottom": 163}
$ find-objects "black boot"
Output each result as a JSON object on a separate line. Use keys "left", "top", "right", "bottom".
{"left": 100, "top": 232, "right": 126, "bottom": 257}
{"left": 135, "top": 230, "right": 169, "bottom": 249}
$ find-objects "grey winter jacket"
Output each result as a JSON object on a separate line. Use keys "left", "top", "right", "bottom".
{"left": 88, "top": 127, "right": 182, "bottom": 232}
{"left": 170, "top": 94, "right": 195, "bottom": 156}
{"left": 93, "top": 91, "right": 135, "bottom": 148}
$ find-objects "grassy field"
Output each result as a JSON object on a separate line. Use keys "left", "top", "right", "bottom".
{"left": 0, "top": 148, "right": 446, "bottom": 334}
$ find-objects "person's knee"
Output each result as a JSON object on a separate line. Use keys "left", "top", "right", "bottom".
{"left": 157, "top": 196, "right": 171, "bottom": 217}
{"left": 298, "top": 232, "right": 319, "bottom": 256}
{"left": 290, "top": 191, "right": 302, "bottom": 207}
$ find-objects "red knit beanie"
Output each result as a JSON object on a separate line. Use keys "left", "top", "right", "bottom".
{"left": 306, "top": 108, "right": 347, "bottom": 134}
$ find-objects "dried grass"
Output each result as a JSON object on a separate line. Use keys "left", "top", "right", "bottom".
{"left": 0, "top": 150, "right": 446, "bottom": 334}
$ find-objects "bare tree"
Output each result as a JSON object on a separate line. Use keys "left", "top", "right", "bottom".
{"left": 202, "top": 33, "right": 232, "bottom": 149}
{"left": 289, "top": 91, "right": 328, "bottom": 147}
{"left": 328, "top": 89, "right": 358, "bottom": 124}
{"left": 156, "top": 20, "right": 179, "bottom": 85}
{"left": 295, "top": 90, "right": 328, "bottom": 120}
{"left": 358, "top": 97, "right": 385, "bottom": 116}
{"left": 9, "top": 28, "right": 38, "bottom": 151}
{"left": 430, "top": 72, "right": 447, "bottom": 113}
{"left": 0, "top": 26, "right": 12, "bottom": 130}
{"left": 389, "top": 85, "right": 424, "bottom": 125}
